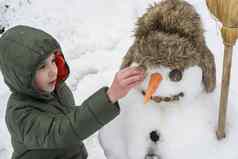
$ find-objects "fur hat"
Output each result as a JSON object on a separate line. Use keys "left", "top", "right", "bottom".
{"left": 121, "top": 0, "right": 216, "bottom": 92}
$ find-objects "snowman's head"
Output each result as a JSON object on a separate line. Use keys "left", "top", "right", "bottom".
{"left": 131, "top": 62, "right": 204, "bottom": 103}
{"left": 120, "top": 0, "right": 216, "bottom": 103}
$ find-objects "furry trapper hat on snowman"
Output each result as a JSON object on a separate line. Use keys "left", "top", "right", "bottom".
{"left": 121, "top": 0, "right": 216, "bottom": 93}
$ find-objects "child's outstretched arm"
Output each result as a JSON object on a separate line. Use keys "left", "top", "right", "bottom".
{"left": 6, "top": 67, "right": 144, "bottom": 150}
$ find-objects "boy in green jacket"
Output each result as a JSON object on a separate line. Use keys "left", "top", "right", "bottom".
{"left": 0, "top": 25, "right": 144, "bottom": 159}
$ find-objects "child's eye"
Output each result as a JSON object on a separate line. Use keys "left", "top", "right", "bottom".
{"left": 51, "top": 58, "right": 56, "bottom": 64}
{"left": 169, "top": 69, "right": 183, "bottom": 82}
{"left": 38, "top": 64, "right": 46, "bottom": 70}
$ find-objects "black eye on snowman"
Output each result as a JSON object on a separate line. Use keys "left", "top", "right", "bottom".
{"left": 169, "top": 69, "right": 183, "bottom": 82}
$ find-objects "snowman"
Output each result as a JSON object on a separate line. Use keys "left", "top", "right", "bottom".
{"left": 99, "top": 0, "right": 216, "bottom": 159}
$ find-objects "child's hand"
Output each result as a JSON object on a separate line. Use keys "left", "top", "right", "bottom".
{"left": 107, "top": 66, "right": 145, "bottom": 103}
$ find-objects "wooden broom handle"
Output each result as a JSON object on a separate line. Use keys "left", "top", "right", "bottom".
{"left": 216, "top": 45, "right": 233, "bottom": 139}
{"left": 216, "top": 26, "right": 237, "bottom": 140}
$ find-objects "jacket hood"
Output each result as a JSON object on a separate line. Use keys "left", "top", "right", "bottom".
{"left": 0, "top": 25, "right": 69, "bottom": 100}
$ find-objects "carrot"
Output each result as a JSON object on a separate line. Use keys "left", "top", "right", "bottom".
{"left": 144, "top": 73, "right": 163, "bottom": 104}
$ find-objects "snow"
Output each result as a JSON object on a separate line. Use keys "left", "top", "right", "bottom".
{"left": 0, "top": 0, "right": 238, "bottom": 159}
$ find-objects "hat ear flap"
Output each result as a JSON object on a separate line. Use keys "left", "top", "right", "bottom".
{"left": 200, "top": 47, "right": 216, "bottom": 93}
{"left": 120, "top": 44, "right": 136, "bottom": 70}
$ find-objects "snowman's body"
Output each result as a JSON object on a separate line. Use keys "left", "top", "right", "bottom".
{"left": 99, "top": 66, "right": 215, "bottom": 159}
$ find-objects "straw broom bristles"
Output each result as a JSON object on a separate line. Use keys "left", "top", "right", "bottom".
{"left": 206, "top": 0, "right": 238, "bottom": 45}
{"left": 206, "top": 0, "right": 238, "bottom": 27}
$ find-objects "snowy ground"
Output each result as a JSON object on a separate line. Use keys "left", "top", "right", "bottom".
{"left": 0, "top": 0, "right": 238, "bottom": 159}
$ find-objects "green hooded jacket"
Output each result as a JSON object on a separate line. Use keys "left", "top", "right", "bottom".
{"left": 0, "top": 25, "right": 120, "bottom": 159}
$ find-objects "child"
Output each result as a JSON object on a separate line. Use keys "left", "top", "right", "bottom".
{"left": 0, "top": 25, "right": 144, "bottom": 159}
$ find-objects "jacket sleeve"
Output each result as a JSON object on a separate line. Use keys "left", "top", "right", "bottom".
{"left": 11, "top": 87, "right": 120, "bottom": 149}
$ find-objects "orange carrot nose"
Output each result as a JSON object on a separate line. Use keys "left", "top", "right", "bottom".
{"left": 144, "top": 73, "right": 163, "bottom": 104}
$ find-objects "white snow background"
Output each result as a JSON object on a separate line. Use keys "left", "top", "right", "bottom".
{"left": 0, "top": 0, "right": 238, "bottom": 159}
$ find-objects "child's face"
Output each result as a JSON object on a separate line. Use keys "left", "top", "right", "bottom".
{"left": 34, "top": 53, "right": 58, "bottom": 93}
